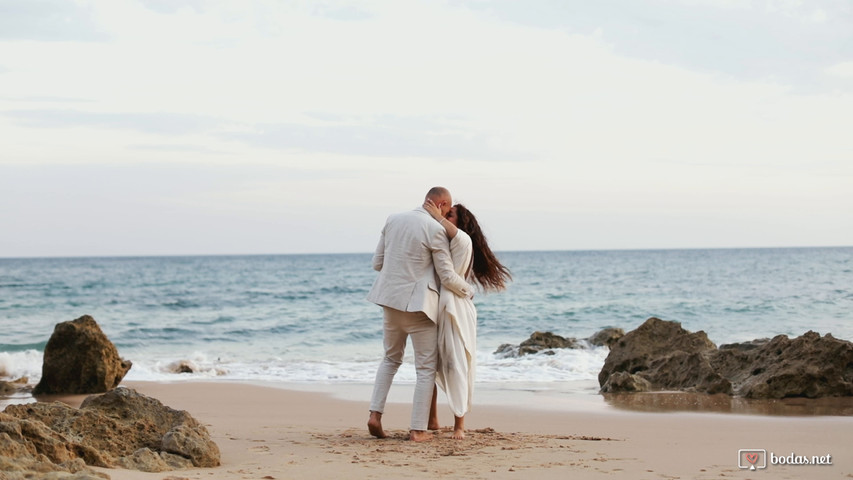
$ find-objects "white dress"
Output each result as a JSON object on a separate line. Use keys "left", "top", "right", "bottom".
{"left": 435, "top": 230, "right": 477, "bottom": 417}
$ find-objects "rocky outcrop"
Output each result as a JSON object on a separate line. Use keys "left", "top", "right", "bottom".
{"left": 167, "top": 360, "right": 197, "bottom": 374}
{"left": 598, "top": 318, "right": 729, "bottom": 394}
{"left": 599, "top": 317, "right": 853, "bottom": 399}
{"left": 33, "top": 316, "right": 132, "bottom": 395}
{"left": 494, "top": 327, "right": 625, "bottom": 357}
{"left": 600, "top": 371, "right": 652, "bottom": 392}
{"left": 587, "top": 328, "right": 625, "bottom": 348}
{"left": 1, "top": 387, "right": 220, "bottom": 478}
{"left": 0, "top": 377, "right": 29, "bottom": 396}
{"left": 713, "top": 332, "right": 853, "bottom": 398}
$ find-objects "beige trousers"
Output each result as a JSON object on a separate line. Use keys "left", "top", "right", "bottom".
{"left": 369, "top": 307, "right": 438, "bottom": 431}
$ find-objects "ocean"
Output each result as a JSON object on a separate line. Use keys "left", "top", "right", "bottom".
{"left": 1, "top": 247, "right": 851, "bottom": 396}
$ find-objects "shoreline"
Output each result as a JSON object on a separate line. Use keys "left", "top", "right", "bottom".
{"left": 22, "top": 377, "right": 853, "bottom": 417}
{"left": 23, "top": 380, "right": 853, "bottom": 479}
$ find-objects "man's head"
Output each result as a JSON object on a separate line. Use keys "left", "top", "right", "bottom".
{"left": 425, "top": 186, "right": 452, "bottom": 216}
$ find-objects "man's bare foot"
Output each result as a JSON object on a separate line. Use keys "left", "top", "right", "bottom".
{"left": 367, "top": 411, "right": 387, "bottom": 438}
{"left": 451, "top": 428, "right": 466, "bottom": 440}
{"left": 409, "top": 430, "right": 433, "bottom": 442}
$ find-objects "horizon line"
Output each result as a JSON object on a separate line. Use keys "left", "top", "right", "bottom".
{"left": 2, "top": 244, "right": 851, "bottom": 260}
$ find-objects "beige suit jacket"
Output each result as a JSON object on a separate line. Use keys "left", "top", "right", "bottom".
{"left": 367, "top": 206, "right": 472, "bottom": 323}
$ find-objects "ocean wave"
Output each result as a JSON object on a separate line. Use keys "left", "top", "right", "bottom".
{"left": 319, "top": 286, "right": 366, "bottom": 295}
{"left": 0, "top": 350, "right": 43, "bottom": 380}
{"left": 161, "top": 299, "right": 202, "bottom": 310}
{"left": 189, "top": 316, "right": 236, "bottom": 326}
{"left": 119, "top": 346, "right": 611, "bottom": 385}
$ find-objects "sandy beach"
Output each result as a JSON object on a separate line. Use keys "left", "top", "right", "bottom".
{"left": 37, "top": 381, "right": 849, "bottom": 480}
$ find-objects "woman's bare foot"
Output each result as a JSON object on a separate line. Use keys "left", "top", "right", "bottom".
{"left": 451, "top": 415, "right": 465, "bottom": 440}
{"left": 367, "top": 411, "right": 387, "bottom": 438}
{"left": 409, "top": 430, "right": 433, "bottom": 442}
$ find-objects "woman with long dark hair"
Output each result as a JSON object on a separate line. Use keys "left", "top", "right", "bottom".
{"left": 423, "top": 199, "right": 511, "bottom": 439}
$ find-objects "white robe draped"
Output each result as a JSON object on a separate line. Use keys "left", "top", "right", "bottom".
{"left": 435, "top": 230, "right": 477, "bottom": 417}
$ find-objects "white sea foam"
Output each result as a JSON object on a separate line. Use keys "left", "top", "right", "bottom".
{"left": 477, "top": 345, "right": 610, "bottom": 383}
{"left": 0, "top": 350, "right": 43, "bottom": 381}
{"left": 118, "top": 345, "right": 610, "bottom": 386}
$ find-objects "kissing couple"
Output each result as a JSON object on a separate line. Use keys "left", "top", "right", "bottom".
{"left": 366, "top": 186, "right": 511, "bottom": 441}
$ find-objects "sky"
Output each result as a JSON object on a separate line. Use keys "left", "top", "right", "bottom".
{"left": 1, "top": 0, "right": 851, "bottom": 257}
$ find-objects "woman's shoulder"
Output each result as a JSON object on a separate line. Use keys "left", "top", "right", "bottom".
{"left": 451, "top": 229, "right": 472, "bottom": 247}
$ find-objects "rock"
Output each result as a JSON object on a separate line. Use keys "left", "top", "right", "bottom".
{"left": 713, "top": 332, "right": 853, "bottom": 399}
{"left": 718, "top": 339, "right": 770, "bottom": 351}
{"left": 495, "top": 330, "right": 592, "bottom": 357}
{"left": 160, "top": 451, "right": 195, "bottom": 470}
{"left": 1, "top": 387, "right": 220, "bottom": 475}
{"left": 33, "top": 315, "right": 132, "bottom": 395}
{"left": 0, "top": 428, "right": 108, "bottom": 479}
{"left": 161, "top": 425, "right": 220, "bottom": 467}
{"left": 598, "top": 317, "right": 717, "bottom": 389}
{"left": 167, "top": 361, "right": 196, "bottom": 374}
{"left": 518, "top": 331, "right": 580, "bottom": 355}
{"left": 115, "top": 448, "right": 193, "bottom": 472}
{"left": 586, "top": 328, "right": 624, "bottom": 348}
{"left": 493, "top": 344, "right": 517, "bottom": 358}
{"left": 600, "top": 372, "right": 651, "bottom": 393}
{"left": 495, "top": 327, "right": 627, "bottom": 358}
{"left": 80, "top": 387, "right": 220, "bottom": 467}
{"left": 0, "top": 377, "right": 30, "bottom": 396}
{"left": 599, "top": 318, "right": 853, "bottom": 399}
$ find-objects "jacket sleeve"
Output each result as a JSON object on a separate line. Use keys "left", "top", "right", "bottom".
{"left": 372, "top": 224, "right": 385, "bottom": 272}
{"left": 429, "top": 228, "right": 471, "bottom": 298}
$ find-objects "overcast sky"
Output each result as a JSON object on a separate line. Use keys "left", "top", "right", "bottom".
{"left": 1, "top": 0, "right": 851, "bottom": 257}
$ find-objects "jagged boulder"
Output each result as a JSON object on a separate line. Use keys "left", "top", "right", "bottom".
{"left": 599, "top": 318, "right": 853, "bottom": 399}
{"left": 33, "top": 316, "right": 132, "bottom": 395}
{"left": 0, "top": 417, "right": 107, "bottom": 479}
{"left": 598, "top": 317, "right": 720, "bottom": 391}
{"left": 1, "top": 387, "right": 220, "bottom": 475}
{"left": 713, "top": 332, "right": 853, "bottom": 398}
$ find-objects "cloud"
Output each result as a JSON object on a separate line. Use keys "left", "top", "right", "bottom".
{"left": 128, "top": 143, "right": 229, "bottom": 154}
{"left": 460, "top": 0, "right": 853, "bottom": 91}
{"left": 3, "top": 109, "right": 220, "bottom": 135}
{"left": 225, "top": 115, "right": 528, "bottom": 161}
{"left": 0, "top": 0, "right": 109, "bottom": 42}
{"left": 310, "top": 2, "right": 373, "bottom": 21}
{"left": 825, "top": 61, "right": 853, "bottom": 78}
{"left": 138, "top": 0, "right": 207, "bottom": 14}
{"left": 1, "top": 0, "right": 851, "bottom": 255}
{"left": 1, "top": 95, "right": 94, "bottom": 103}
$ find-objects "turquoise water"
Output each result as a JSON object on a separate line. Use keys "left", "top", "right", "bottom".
{"left": 1, "top": 247, "right": 851, "bottom": 386}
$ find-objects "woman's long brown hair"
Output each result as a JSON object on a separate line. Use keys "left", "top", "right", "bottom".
{"left": 454, "top": 204, "right": 512, "bottom": 292}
